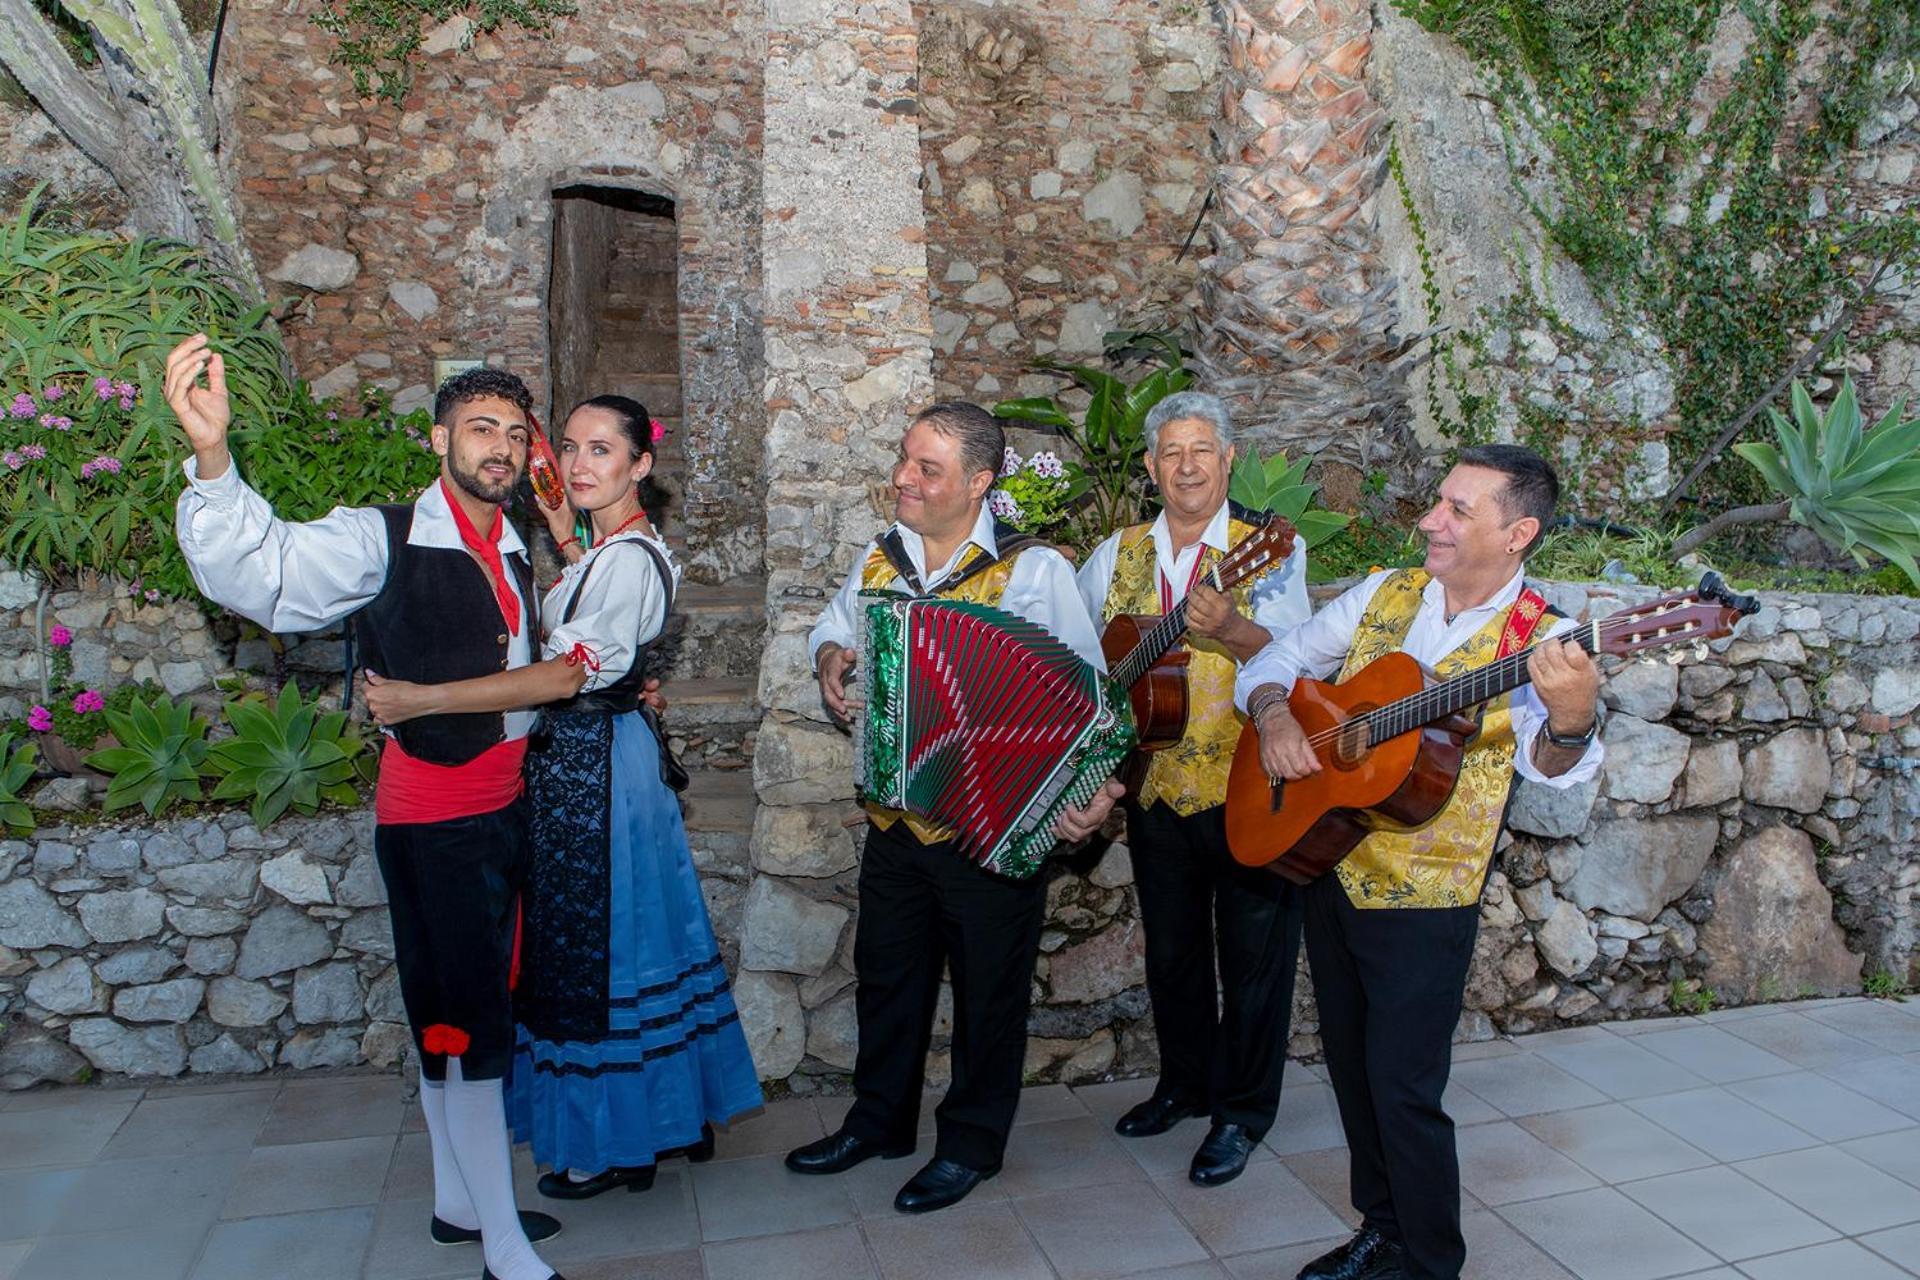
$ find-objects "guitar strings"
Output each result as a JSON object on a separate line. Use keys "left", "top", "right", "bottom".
{"left": 1288, "top": 607, "right": 1692, "bottom": 753}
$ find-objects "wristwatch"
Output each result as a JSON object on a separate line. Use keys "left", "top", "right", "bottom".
{"left": 1543, "top": 716, "right": 1599, "bottom": 750}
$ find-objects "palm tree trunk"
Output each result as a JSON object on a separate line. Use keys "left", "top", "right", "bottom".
{"left": 1198, "top": 0, "right": 1416, "bottom": 489}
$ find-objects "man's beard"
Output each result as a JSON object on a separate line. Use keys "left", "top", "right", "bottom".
{"left": 449, "top": 452, "right": 516, "bottom": 505}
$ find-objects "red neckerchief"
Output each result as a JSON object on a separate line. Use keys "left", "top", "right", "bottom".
{"left": 439, "top": 478, "right": 520, "bottom": 635}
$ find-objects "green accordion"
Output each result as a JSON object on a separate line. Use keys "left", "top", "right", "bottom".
{"left": 854, "top": 592, "right": 1136, "bottom": 879}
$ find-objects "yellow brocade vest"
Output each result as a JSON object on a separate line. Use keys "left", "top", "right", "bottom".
{"left": 1100, "top": 519, "right": 1261, "bottom": 816}
{"left": 858, "top": 542, "right": 1022, "bottom": 844}
{"left": 1333, "top": 569, "right": 1531, "bottom": 910}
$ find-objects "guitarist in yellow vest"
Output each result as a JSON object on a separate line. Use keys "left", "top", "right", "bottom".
{"left": 1236, "top": 445, "right": 1603, "bottom": 1280}
{"left": 1075, "top": 391, "right": 1311, "bottom": 1189}
{"left": 788, "top": 402, "right": 1124, "bottom": 1215}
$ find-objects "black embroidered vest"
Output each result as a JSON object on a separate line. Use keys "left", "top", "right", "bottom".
{"left": 352, "top": 503, "right": 535, "bottom": 766}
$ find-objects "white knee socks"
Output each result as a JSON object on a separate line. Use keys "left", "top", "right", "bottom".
{"left": 441, "top": 1059, "right": 553, "bottom": 1280}
{"left": 418, "top": 1073, "right": 478, "bottom": 1230}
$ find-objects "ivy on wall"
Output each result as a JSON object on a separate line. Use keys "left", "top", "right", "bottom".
{"left": 1392, "top": 0, "right": 1920, "bottom": 512}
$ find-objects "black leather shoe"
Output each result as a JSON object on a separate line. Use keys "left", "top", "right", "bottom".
{"left": 1114, "top": 1093, "right": 1204, "bottom": 1138}
{"left": 674, "top": 1122, "right": 716, "bottom": 1163}
{"left": 535, "top": 1164, "right": 655, "bottom": 1199}
{"left": 1188, "top": 1122, "right": 1257, "bottom": 1187}
{"left": 893, "top": 1157, "right": 999, "bottom": 1213}
{"left": 1296, "top": 1227, "right": 1406, "bottom": 1280}
{"left": 784, "top": 1129, "right": 915, "bottom": 1175}
{"left": 431, "top": 1210, "right": 562, "bottom": 1245}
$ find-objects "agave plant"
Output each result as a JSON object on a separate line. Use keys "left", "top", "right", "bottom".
{"left": 206, "top": 683, "right": 368, "bottom": 828}
{"left": 0, "top": 731, "right": 39, "bottom": 834}
{"left": 1715, "top": 377, "right": 1920, "bottom": 585}
{"left": 85, "top": 692, "right": 212, "bottom": 816}
{"left": 1227, "top": 448, "right": 1353, "bottom": 548}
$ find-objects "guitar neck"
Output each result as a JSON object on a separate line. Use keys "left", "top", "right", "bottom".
{"left": 1110, "top": 597, "right": 1194, "bottom": 688}
{"left": 1364, "top": 619, "right": 1600, "bottom": 741}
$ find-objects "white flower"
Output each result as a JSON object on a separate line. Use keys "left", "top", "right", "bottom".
{"left": 987, "top": 488, "right": 1025, "bottom": 524}
{"left": 1030, "top": 450, "right": 1064, "bottom": 479}
{"left": 1000, "top": 446, "right": 1023, "bottom": 478}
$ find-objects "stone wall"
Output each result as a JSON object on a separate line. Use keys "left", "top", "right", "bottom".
{"left": 4, "top": 581, "right": 1917, "bottom": 1086}
{"left": 0, "top": 810, "right": 394, "bottom": 1087}
{"left": 915, "top": 0, "right": 1218, "bottom": 405}
{"left": 217, "top": 0, "right": 767, "bottom": 583}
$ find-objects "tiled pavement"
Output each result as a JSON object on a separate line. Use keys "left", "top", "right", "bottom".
{"left": 5, "top": 997, "right": 1920, "bottom": 1279}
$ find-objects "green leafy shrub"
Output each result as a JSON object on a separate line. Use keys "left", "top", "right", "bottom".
{"left": 1733, "top": 377, "right": 1920, "bottom": 587}
{"left": 207, "top": 684, "right": 370, "bottom": 827}
{"left": 313, "top": 0, "right": 578, "bottom": 104}
{"left": 84, "top": 692, "right": 213, "bottom": 816}
{"left": 0, "top": 192, "right": 439, "bottom": 600}
{"left": 1227, "top": 448, "right": 1352, "bottom": 548}
{"left": 994, "top": 346, "right": 1192, "bottom": 552}
{"left": 0, "top": 730, "right": 38, "bottom": 834}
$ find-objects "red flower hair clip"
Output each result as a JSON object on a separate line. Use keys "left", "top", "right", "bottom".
{"left": 649, "top": 417, "right": 666, "bottom": 443}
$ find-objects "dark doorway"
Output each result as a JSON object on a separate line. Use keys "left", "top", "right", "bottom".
{"left": 548, "top": 185, "right": 683, "bottom": 526}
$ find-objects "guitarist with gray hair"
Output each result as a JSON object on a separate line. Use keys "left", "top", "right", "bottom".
{"left": 1076, "top": 389, "right": 1312, "bottom": 1189}
{"left": 1236, "top": 444, "right": 1602, "bottom": 1280}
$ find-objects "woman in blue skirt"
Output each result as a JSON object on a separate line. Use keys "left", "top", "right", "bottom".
{"left": 366, "top": 394, "right": 762, "bottom": 1197}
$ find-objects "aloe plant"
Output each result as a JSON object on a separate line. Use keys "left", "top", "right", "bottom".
{"left": 84, "top": 692, "right": 212, "bottom": 815}
{"left": 1226, "top": 447, "right": 1353, "bottom": 548}
{"left": 206, "top": 683, "right": 368, "bottom": 828}
{"left": 0, "top": 730, "right": 38, "bottom": 834}
{"left": 1673, "top": 377, "right": 1920, "bottom": 585}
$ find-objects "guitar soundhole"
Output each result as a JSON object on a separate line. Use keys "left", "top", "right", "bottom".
{"left": 1331, "top": 717, "right": 1373, "bottom": 769}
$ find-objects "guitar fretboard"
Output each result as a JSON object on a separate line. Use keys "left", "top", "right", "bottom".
{"left": 1352, "top": 619, "right": 1602, "bottom": 744}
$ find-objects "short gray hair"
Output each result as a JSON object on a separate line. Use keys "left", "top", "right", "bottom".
{"left": 1144, "top": 391, "right": 1235, "bottom": 454}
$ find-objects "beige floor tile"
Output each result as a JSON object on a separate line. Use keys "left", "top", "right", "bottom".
{"left": 220, "top": 1134, "right": 396, "bottom": 1219}
{"left": 1151, "top": 1161, "right": 1346, "bottom": 1256}
{"left": 703, "top": 1224, "right": 877, "bottom": 1280}
{"left": 1017, "top": 1180, "right": 1208, "bottom": 1280}
{"left": 863, "top": 1201, "right": 1052, "bottom": 1280}
{"left": 690, "top": 1151, "right": 857, "bottom": 1242}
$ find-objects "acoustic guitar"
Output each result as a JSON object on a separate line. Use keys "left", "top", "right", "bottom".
{"left": 1223, "top": 573, "right": 1759, "bottom": 883}
{"left": 1100, "top": 518, "right": 1298, "bottom": 752}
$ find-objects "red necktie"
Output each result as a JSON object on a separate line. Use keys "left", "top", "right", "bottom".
{"left": 440, "top": 478, "right": 521, "bottom": 636}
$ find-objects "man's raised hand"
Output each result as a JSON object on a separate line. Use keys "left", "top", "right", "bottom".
{"left": 163, "top": 335, "right": 233, "bottom": 479}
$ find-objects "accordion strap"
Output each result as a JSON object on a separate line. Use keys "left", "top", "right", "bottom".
{"left": 878, "top": 519, "right": 1041, "bottom": 598}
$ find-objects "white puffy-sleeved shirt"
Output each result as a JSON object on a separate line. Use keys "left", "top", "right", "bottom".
{"left": 1074, "top": 502, "right": 1313, "bottom": 639}
{"left": 1233, "top": 566, "right": 1603, "bottom": 788}
{"left": 539, "top": 530, "right": 677, "bottom": 691}
{"left": 174, "top": 460, "right": 537, "bottom": 740}
{"left": 807, "top": 504, "right": 1106, "bottom": 672}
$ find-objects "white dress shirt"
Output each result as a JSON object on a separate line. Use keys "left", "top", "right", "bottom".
{"left": 175, "top": 461, "right": 537, "bottom": 740}
{"left": 808, "top": 504, "right": 1106, "bottom": 672}
{"left": 1234, "top": 566, "right": 1602, "bottom": 788}
{"left": 541, "top": 530, "right": 676, "bottom": 691}
{"left": 1074, "top": 502, "right": 1312, "bottom": 640}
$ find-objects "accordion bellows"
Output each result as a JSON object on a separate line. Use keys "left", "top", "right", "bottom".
{"left": 855, "top": 594, "right": 1137, "bottom": 879}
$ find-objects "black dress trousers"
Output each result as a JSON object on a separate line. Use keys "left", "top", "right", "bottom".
{"left": 1304, "top": 872, "right": 1480, "bottom": 1280}
{"left": 1126, "top": 797, "right": 1305, "bottom": 1137}
{"left": 840, "top": 818, "right": 1049, "bottom": 1171}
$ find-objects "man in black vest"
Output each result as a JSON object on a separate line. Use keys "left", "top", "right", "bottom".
{"left": 165, "top": 334, "right": 574, "bottom": 1280}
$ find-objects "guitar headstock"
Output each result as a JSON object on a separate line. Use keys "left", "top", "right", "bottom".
{"left": 1215, "top": 518, "right": 1298, "bottom": 591}
{"left": 1592, "top": 572, "right": 1757, "bottom": 658}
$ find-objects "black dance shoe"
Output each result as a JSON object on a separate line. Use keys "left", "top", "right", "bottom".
{"left": 1114, "top": 1092, "right": 1204, "bottom": 1138}
{"left": 430, "top": 1210, "right": 562, "bottom": 1246}
{"left": 892, "top": 1157, "right": 1000, "bottom": 1213}
{"left": 535, "top": 1164, "right": 656, "bottom": 1199}
{"left": 1188, "top": 1122, "right": 1257, "bottom": 1187}
{"left": 784, "top": 1129, "right": 915, "bottom": 1175}
{"left": 667, "top": 1122, "right": 715, "bottom": 1163}
{"left": 1296, "top": 1226, "right": 1406, "bottom": 1280}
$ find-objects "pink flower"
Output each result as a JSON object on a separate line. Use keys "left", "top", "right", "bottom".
{"left": 113, "top": 380, "right": 134, "bottom": 398}
{"left": 18, "top": 444, "right": 45, "bottom": 461}
{"left": 8, "top": 393, "right": 33, "bottom": 419}
{"left": 47, "top": 625, "right": 71, "bottom": 647}
{"left": 144, "top": 589, "right": 160, "bottom": 602}
{"left": 2, "top": 453, "right": 20, "bottom": 471}
{"left": 94, "top": 376, "right": 114, "bottom": 399}
{"left": 38, "top": 414, "right": 71, "bottom": 431}
{"left": 71, "top": 689, "right": 104, "bottom": 715}
{"left": 41, "top": 384, "right": 64, "bottom": 401}
{"left": 649, "top": 417, "right": 667, "bottom": 442}
{"left": 79, "top": 455, "right": 122, "bottom": 480}
{"left": 26, "top": 706, "right": 52, "bottom": 732}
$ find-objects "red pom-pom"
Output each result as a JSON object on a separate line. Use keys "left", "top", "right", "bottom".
{"left": 421, "top": 1024, "right": 470, "bottom": 1057}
